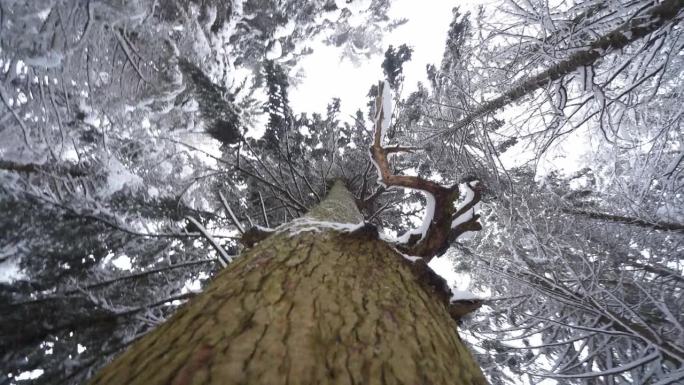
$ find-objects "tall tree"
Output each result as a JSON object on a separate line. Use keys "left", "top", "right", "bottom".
{"left": 88, "top": 83, "right": 487, "bottom": 384}
{"left": 401, "top": 0, "right": 684, "bottom": 382}
{"left": 3, "top": 0, "right": 683, "bottom": 383}
{"left": 0, "top": 1, "right": 397, "bottom": 383}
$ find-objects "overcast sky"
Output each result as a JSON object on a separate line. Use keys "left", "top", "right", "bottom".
{"left": 289, "top": 0, "right": 489, "bottom": 119}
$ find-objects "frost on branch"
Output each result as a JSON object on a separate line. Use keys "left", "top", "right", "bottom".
{"left": 369, "top": 81, "right": 483, "bottom": 261}
{"left": 380, "top": 79, "right": 392, "bottom": 141}
{"left": 450, "top": 181, "right": 482, "bottom": 242}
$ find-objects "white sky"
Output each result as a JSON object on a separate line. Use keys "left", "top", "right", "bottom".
{"left": 290, "top": 0, "right": 487, "bottom": 118}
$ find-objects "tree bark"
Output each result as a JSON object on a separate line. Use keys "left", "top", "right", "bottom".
{"left": 88, "top": 181, "right": 487, "bottom": 385}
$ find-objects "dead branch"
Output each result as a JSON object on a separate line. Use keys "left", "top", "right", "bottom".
{"left": 240, "top": 226, "right": 275, "bottom": 248}
{"left": 369, "top": 81, "right": 483, "bottom": 261}
{"left": 449, "top": 299, "right": 483, "bottom": 322}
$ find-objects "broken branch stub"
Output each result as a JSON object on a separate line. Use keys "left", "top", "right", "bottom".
{"left": 369, "top": 80, "right": 483, "bottom": 262}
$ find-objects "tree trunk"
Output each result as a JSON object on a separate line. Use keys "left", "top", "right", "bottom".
{"left": 88, "top": 181, "right": 487, "bottom": 385}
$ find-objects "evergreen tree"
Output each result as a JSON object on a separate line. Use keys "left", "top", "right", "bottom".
{"left": 2, "top": 0, "right": 683, "bottom": 384}
{"left": 382, "top": 44, "right": 413, "bottom": 89}
{"left": 0, "top": 1, "right": 397, "bottom": 383}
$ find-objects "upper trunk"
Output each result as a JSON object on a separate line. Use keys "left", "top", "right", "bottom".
{"left": 88, "top": 181, "right": 487, "bottom": 385}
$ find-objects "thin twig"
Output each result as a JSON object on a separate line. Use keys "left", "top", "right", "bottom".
{"left": 258, "top": 192, "right": 270, "bottom": 228}
{"left": 185, "top": 216, "right": 231, "bottom": 267}
{"left": 218, "top": 191, "right": 245, "bottom": 234}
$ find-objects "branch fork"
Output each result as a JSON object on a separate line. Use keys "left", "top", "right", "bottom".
{"left": 369, "top": 81, "right": 483, "bottom": 262}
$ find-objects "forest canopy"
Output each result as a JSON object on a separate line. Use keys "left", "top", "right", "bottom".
{"left": 1, "top": 0, "right": 682, "bottom": 384}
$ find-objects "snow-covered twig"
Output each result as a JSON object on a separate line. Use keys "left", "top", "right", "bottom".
{"left": 439, "top": 0, "right": 684, "bottom": 137}
{"left": 369, "top": 81, "right": 483, "bottom": 260}
{"left": 258, "top": 192, "right": 270, "bottom": 228}
{"left": 530, "top": 351, "right": 660, "bottom": 379}
{"left": 184, "top": 216, "right": 231, "bottom": 267}
{"left": 218, "top": 191, "right": 245, "bottom": 234}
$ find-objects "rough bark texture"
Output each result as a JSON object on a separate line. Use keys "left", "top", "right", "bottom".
{"left": 88, "top": 182, "right": 487, "bottom": 385}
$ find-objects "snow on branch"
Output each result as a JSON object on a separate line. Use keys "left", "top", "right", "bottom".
{"left": 449, "top": 181, "right": 483, "bottom": 242}
{"left": 397, "top": 192, "right": 435, "bottom": 243}
{"left": 444, "top": 0, "right": 684, "bottom": 135}
{"left": 218, "top": 191, "right": 245, "bottom": 234}
{"left": 184, "top": 216, "right": 231, "bottom": 267}
{"left": 451, "top": 182, "right": 479, "bottom": 229}
{"left": 529, "top": 351, "right": 660, "bottom": 379}
{"left": 369, "top": 81, "right": 483, "bottom": 261}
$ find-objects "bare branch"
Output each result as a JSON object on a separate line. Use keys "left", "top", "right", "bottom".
{"left": 258, "top": 192, "right": 270, "bottom": 228}
{"left": 563, "top": 208, "right": 684, "bottom": 232}
{"left": 184, "top": 216, "right": 231, "bottom": 268}
{"left": 445, "top": 0, "right": 684, "bottom": 135}
{"left": 218, "top": 191, "right": 245, "bottom": 234}
{"left": 113, "top": 29, "right": 149, "bottom": 83}
{"left": 0, "top": 159, "right": 87, "bottom": 177}
{"left": 369, "top": 81, "right": 483, "bottom": 261}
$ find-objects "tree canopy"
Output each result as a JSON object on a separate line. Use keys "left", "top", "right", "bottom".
{"left": 1, "top": 0, "right": 682, "bottom": 384}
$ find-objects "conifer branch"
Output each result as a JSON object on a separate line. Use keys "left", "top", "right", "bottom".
{"left": 444, "top": 0, "right": 684, "bottom": 135}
